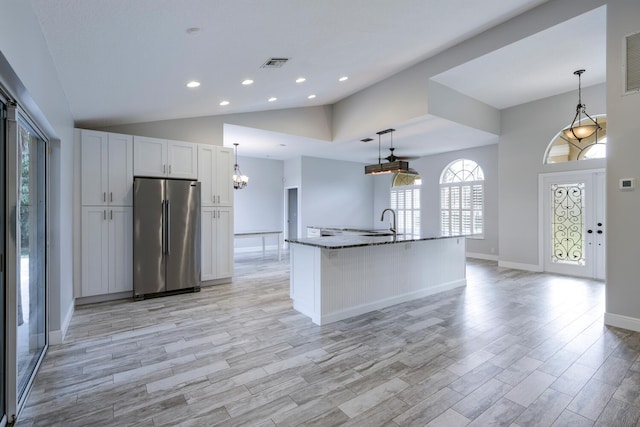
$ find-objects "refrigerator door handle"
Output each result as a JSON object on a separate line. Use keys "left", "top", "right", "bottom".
{"left": 161, "top": 200, "right": 166, "bottom": 254}
{"left": 166, "top": 200, "right": 171, "bottom": 255}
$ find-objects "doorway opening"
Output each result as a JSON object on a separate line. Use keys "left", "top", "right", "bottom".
{"left": 285, "top": 187, "right": 299, "bottom": 246}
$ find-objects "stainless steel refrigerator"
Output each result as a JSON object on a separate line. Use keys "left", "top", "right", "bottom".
{"left": 133, "top": 177, "right": 201, "bottom": 299}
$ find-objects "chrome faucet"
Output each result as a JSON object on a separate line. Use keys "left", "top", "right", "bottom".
{"left": 380, "top": 208, "right": 397, "bottom": 237}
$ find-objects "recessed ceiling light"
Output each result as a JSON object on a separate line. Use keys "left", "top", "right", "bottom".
{"left": 308, "top": 94, "right": 316, "bottom": 99}
{"left": 268, "top": 97, "right": 277, "bottom": 102}
{"left": 186, "top": 27, "right": 201, "bottom": 35}
{"left": 242, "top": 79, "right": 254, "bottom": 85}
{"left": 219, "top": 100, "right": 230, "bottom": 106}
{"left": 280, "top": 144, "right": 286, "bottom": 147}
{"left": 295, "top": 77, "right": 306, "bottom": 83}
{"left": 186, "top": 81, "right": 200, "bottom": 88}
{"left": 339, "top": 76, "right": 349, "bottom": 82}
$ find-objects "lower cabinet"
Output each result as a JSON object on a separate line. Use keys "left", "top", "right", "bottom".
{"left": 81, "top": 206, "right": 133, "bottom": 296}
{"left": 201, "top": 206, "right": 233, "bottom": 281}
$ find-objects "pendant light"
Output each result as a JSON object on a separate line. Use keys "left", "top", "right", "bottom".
{"left": 562, "top": 69, "right": 601, "bottom": 141}
{"left": 364, "top": 128, "right": 410, "bottom": 175}
{"left": 232, "top": 143, "right": 248, "bottom": 190}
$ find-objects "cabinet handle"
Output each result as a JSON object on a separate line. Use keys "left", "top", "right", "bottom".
{"left": 110, "top": 192, "right": 113, "bottom": 202}
{"left": 217, "top": 195, "right": 220, "bottom": 204}
{"left": 169, "top": 165, "right": 172, "bottom": 174}
{"left": 103, "top": 192, "right": 106, "bottom": 202}
{"left": 163, "top": 164, "right": 166, "bottom": 174}
{"left": 110, "top": 210, "right": 113, "bottom": 220}
{"left": 103, "top": 210, "right": 106, "bottom": 220}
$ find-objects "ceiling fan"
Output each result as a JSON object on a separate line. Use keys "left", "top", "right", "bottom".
{"left": 384, "top": 146, "right": 418, "bottom": 162}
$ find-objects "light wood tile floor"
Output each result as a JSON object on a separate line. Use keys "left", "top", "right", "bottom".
{"left": 17, "top": 253, "right": 640, "bottom": 426}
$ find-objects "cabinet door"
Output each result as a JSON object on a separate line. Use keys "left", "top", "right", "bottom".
{"left": 81, "top": 206, "right": 109, "bottom": 296}
{"left": 81, "top": 130, "right": 108, "bottom": 206}
{"left": 108, "top": 207, "right": 133, "bottom": 293}
{"left": 167, "top": 140, "right": 198, "bottom": 179}
{"left": 215, "top": 206, "right": 234, "bottom": 279}
{"left": 201, "top": 207, "right": 216, "bottom": 281}
{"left": 107, "top": 133, "right": 133, "bottom": 205}
{"left": 197, "top": 144, "right": 215, "bottom": 206}
{"left": 216, "top": 147, "right": 234, "bottom": 206}
{"left": 134, "top": 136, "right": 167, "bottom": 177}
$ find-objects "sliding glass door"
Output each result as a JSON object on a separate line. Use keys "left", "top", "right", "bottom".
{"left": 5, "top": 105, "right": 48, "bottom": 422}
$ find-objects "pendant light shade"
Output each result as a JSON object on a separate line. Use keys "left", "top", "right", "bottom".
{"left": 563, "top": 69, "right": 601, "bottom": 141}
{"left": 232, "top": 143, "right": 248, "bottom": 190}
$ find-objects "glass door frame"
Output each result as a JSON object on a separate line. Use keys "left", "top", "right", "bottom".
{"left": 0, "top": 91, "right": 7, "bottom": 427}
{"left": 5, "top": 103, "right": 49, "bottom": 423}
{"left": 539, "top": 168, "right": 606, "bottom": 279}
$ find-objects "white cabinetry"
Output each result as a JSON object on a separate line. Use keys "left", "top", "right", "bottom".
{"left": 198, "top": 144, "right": 234, "bottom": 282}
{"left": 197, "top": 144, "right": 233, "bottom": 206}
{"left": 81, "top": 206, "right": 133, "bottom": 296}
{"left": 81, "top": 130, "right": 133, "bottom": 206}
{"left": 201, "top": 206, "right": 234, "bottom": 281}
{"left": 79, "top": 129, "right": 134, "bottom": 297}
{"left": 134, "top": 136, "right": 198, "bottom": 179}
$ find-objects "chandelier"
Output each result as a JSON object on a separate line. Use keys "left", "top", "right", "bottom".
{"left": 232, "top": 143, "right": 248, "bottom": 190}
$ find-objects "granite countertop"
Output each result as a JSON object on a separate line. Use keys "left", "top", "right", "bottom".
{"left": 286, "top": 233, "right": 466, "bottom": 249}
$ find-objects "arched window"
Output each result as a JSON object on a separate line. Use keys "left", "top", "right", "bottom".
{"left": 544, "top": 115, "right": 606, "bottom": 164}
{"left": 390, "top": 171, "right": 421, "bottom": 238}
{"left": 440, "top": 159, "right": 484, "bottom": 237}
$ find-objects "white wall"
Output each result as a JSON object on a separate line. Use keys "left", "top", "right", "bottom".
{"left": 100, "top": 105, "right": 333, "bottom": 147}
{"left": 233, "top": 156, "right": 284, "bottom": 248}
{"left": 605, "top": 0, "right": 640, "bottom": 331}
{"left": 299, "top": 157, "right": 374, "bottom": 233}
{"left": 1, "top": 1, "right": 75, "bottom": 343}
{"left": 372, "top": 174, "right": 393, "bottom": 226}
{"left": 499, "top": 84, "right": 606, "bottom": 270}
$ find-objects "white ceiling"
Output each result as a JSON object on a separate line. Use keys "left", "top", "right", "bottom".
{"left": 31, "top": 0, "right": 606, "bottom": 162}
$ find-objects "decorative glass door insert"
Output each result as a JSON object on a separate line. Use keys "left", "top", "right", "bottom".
{"left": 551, "top": 183, "right": 585, "bottom": 266}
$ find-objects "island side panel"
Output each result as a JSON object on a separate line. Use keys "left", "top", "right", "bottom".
{"left": 290, "top": 243, "right": 322, "bottom": 324}
{"left": 319, "top": 237, "right": 466, "bottom": 324}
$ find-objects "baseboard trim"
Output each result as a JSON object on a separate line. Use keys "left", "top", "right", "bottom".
{"left": 466, "top": 252, "right": 498, "bottom": 261}
{"left": 76, "top": 291, "right": 132, "bottom": 306}
{"left": 604, "top": 312, "right": 640, "bottom": 333}
{"left": 234, "top": 245, "right": 280, "bottom": 254}
{"left": 201, "top": 277, "right": 232, "bottom": 287}
{"left": 498, "top": 261, "right": 543, "bottom": 272}
{"left": 49, "top": 302, "right": 75, "bottom": 345}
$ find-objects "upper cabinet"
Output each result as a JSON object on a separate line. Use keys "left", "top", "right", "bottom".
{"left": 81, "top": 130, "right": 133, "bottom": 206}
{"left": 198, "top": 144, "right": 233, "bottom": 206}
{"left": 134, "top": 136, "right": 198, "bottom": 179}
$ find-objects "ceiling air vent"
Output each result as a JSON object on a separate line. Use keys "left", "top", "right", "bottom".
{"left": 625, "top": 32, "right": 640, "bottom": 93}
{"left": 261, "top": 58, "right": 289, "bottom": 68}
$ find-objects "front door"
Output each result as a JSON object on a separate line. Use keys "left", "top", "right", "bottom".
{"left": 541, "top": 170, "right": 605, "bottom": 279}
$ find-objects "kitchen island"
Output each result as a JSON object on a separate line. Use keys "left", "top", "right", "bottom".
{"left": 286, "top": 233, "right": 466, "bottom": 325}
